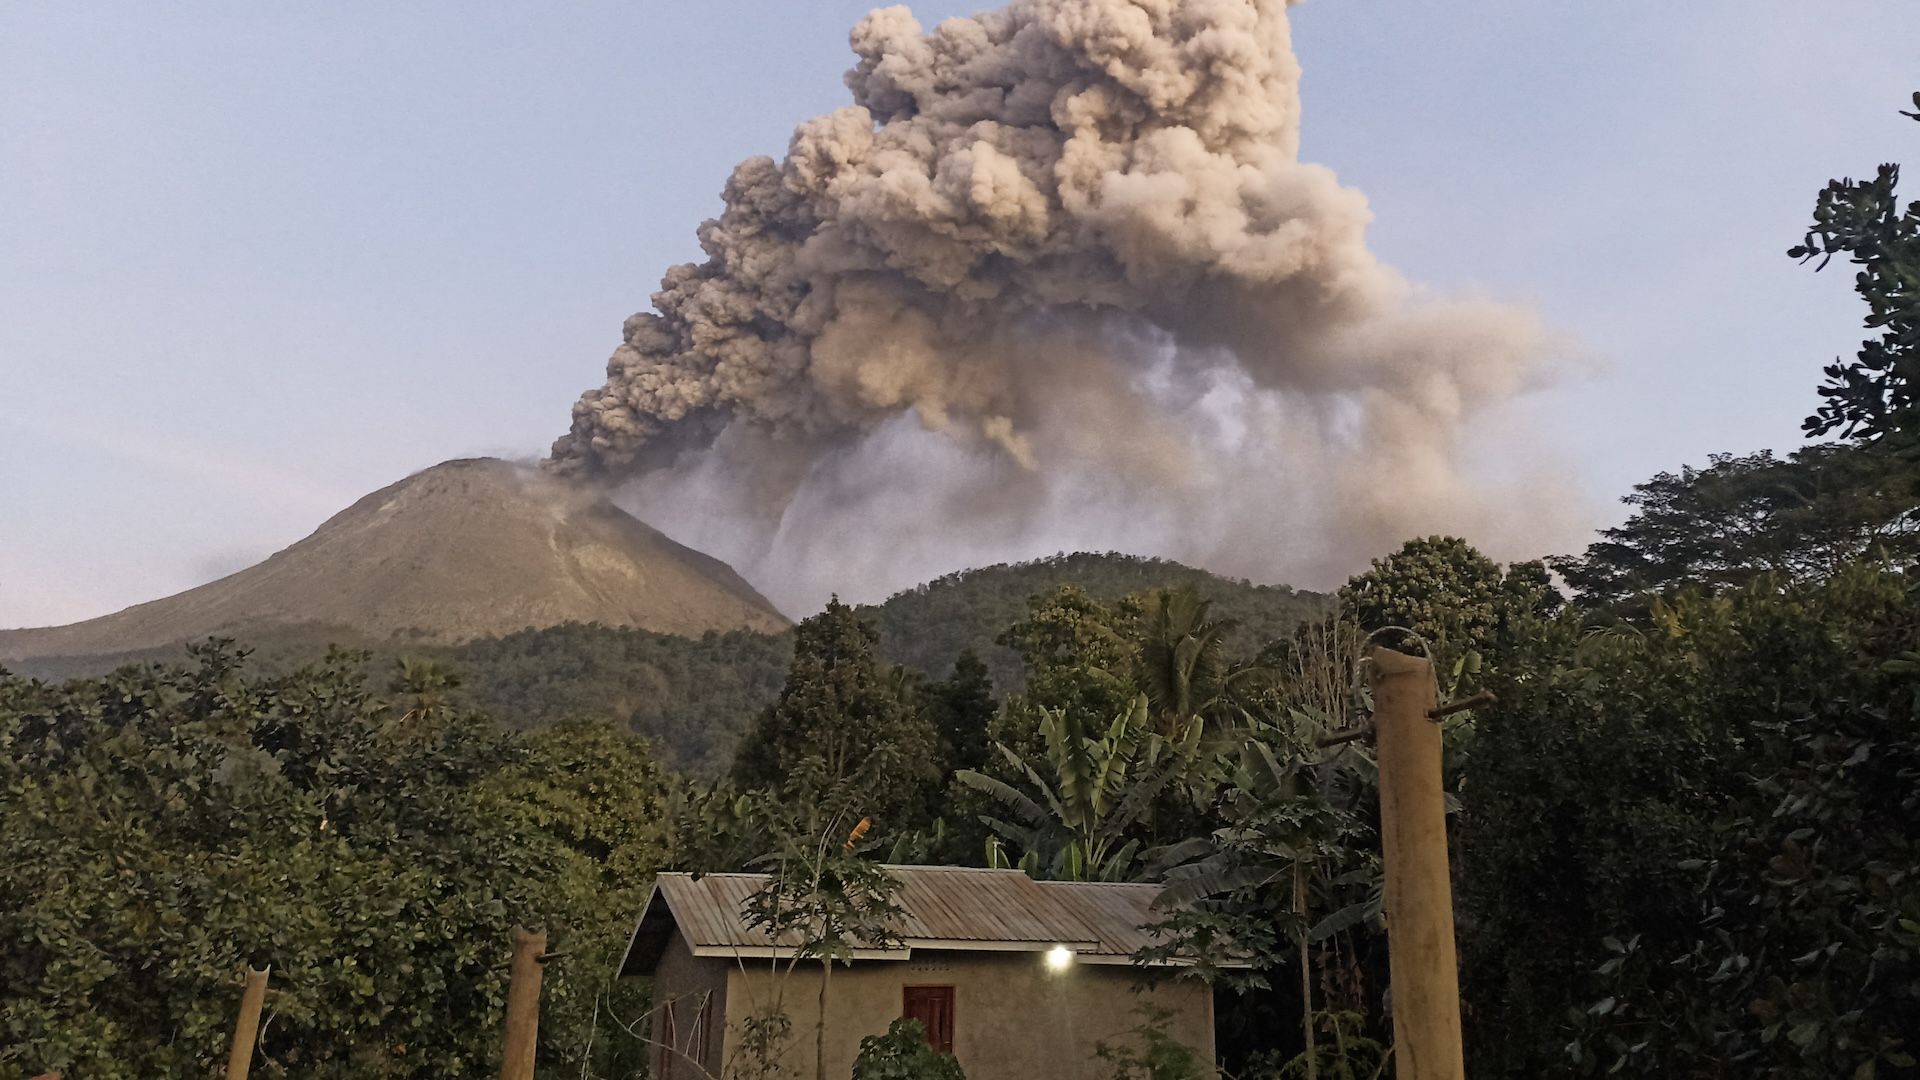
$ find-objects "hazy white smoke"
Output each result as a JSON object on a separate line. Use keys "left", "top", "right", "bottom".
{"left": 549, "top": 0, "right": 1581, "bottom": 613}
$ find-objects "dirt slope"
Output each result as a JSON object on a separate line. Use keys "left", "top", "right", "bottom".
{"left": 0, "top": 457, "right": 789, "bottom": 661}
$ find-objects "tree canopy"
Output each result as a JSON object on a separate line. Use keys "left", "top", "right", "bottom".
{"left": 1337, "top": 535, "right": 1560, "bottom": 662}
{"left": 0, "top": 645, "right": 672, "bottom": 1079}
{"left": 731, "top": 599, "right": 940, "bottom": 830}
{"left": 1793, "top": 92, "right": 1920, "bottom": 448}
{"left": 1551, "top": 442, "right": 1920, "bottom": 607}
{"left": 1460, "top": 566, "right": 1920, "bottom": 1078}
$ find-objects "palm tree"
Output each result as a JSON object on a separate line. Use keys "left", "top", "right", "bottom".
{"left": 1136, "top": 587, "right": 1271, "bottom": 733}
{"left": 388, "top": 656, "right": 463, "bottom": 724}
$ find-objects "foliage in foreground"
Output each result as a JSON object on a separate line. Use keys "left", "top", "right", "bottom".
{"left": 1460, "top": 566, "right": 1920, "bottom": 1078}
{"left": 1792, "top": 92, "right": 1920, "bottom": 449}
{"left": 1094, "top": 1006, "right": 1212, "bottom": 1080}
{"left": 0, "top": 645, "right": 674, "bottom": 1079}
{"left": 1549, "top": 442, "right": 1920, "bottom": 610}
{"left": 852, "top": 1018, "right": 966, "bottom": 1080}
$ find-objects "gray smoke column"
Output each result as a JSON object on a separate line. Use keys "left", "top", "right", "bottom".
{"left": 548, "top": 0, "right": 1582, "bottom": 611}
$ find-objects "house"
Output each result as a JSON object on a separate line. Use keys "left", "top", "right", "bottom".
{"left": 618, "top": 865, "right": 1217, "bottom": 1079}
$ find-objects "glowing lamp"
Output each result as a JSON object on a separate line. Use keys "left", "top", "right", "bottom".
{"left": 1045, "top": 945, "right": 1075, "bottom": 972}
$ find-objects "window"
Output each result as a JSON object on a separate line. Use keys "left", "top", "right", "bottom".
{"left": 657, "top": 994, "right": 712, "bottom": 1080}
{"left": 902, "top": 985, "right": 956, "bottom": 1054}
{"left": 659, "top": 1000, "right": 676, "bottom": 1080}
{"left": 694, "top": 996, "right": 712, "bottom": 1070}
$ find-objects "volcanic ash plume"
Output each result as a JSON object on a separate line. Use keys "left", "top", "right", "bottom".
{"left": 548, "top": 0, "right": 1581, "bottom": 611}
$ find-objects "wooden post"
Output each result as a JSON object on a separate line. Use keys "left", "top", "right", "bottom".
{"left": 1369, "top": 645, "right": 1466, "bottom": 1080}
{"left": 499, "top": 925, "right": 548, "bottom": 1080}
{"left": 224, "top": 966, "right": 270, "bottom": 1080}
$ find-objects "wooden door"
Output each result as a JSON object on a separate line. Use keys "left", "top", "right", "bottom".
{"left": 902, "top": 985, "right": 955, "bottom": 1054}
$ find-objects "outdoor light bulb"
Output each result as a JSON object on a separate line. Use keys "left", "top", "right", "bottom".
{"left": 1045, "top": 945, "right": 1074, "bottom": 972}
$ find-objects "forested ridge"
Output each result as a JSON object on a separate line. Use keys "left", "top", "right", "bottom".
{"left": 858, "top": 552, "right": 1329, "bottom": 689}
{"left": 4, "top": 91, "right": 1919, "bottom": 1080}
{"left": 7, "top": 554, "right": 1331, "bottom": 774}
{"left": 452, "top": 553, "right": 1328, "bottom": 772}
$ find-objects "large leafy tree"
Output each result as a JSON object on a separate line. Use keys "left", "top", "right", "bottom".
{"left": 1793, "top": 92, "right": 1920, "bottom": 448}
{"left": 0, "top": 643, "right": 675, "bottom": 1079}
{"left": 483, "top": 717, "right": 678, "bottom": 1080}
{"left": 1458, "top": 568, "right": 1920, "bottom": 1079}
{"left": 996, "top": 585, "right": 1140, "bottom": 700}
{"left": 1551, "top": 442, "right": 1920, "bottom": 607}
{"left": 1337, "top": 536, "right": 1560, "bottom": 668}
{"left": 732, "top": 599, "right": 940, "bottom": 830}
{"left": 985, "top": 585, "right": 1143, "bottom": 767}
{"left": 918, "top": 649, "right": 996, "bottom": 778}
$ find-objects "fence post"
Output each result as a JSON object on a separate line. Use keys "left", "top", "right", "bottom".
{"left": 499, "top": 925, "right": 548, "bottom": 1080}
{"left": 224, "top": 965, "right": 271, "bottom": 1080}
{"left": 1370, "top": 645, "right": 1466, "bottom": 1080}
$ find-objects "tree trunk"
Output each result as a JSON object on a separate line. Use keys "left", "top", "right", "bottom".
{"left": 816, "top": 959, "right": 831, "bottom": 1080}
{"left": 1297, "top": 863, "right": 1317, "bottom": 1080}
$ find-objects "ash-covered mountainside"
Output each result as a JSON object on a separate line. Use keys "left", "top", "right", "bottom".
{"left": 0, "top": 457, "right": 789, "bottom": 662}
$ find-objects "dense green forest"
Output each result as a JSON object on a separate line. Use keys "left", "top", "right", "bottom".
{"left": 444, "top": 553, "right": 1327, "bottom": 773}
{"left": 9, "top": 555, "right": 1330, "bottom": 774}
{"left": 447, "top": 625, "right": 794, "bottom": 775}
{"left": 12, "top": 496, "right": 1917, "bottom": 1077}
{"left": 858, "top": 553, "right": 1330, "bottom": 689}
{"left": 4, "top": 92, "right": 1918, "bottom": 1080}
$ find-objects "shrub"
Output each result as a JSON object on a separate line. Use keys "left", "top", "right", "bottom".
{"left": 852, "top": 1018, "right": 966, "bottom": 1080}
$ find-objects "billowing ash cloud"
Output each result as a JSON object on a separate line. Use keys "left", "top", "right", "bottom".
{"left": 548, "top": 0, "right": 1583, "bottom": 614}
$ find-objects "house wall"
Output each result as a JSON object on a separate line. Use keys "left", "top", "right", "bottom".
{"left": 717, "top": 950, "right": 1215, "bottom": 1080}
{"left": 652, "top": 933, "right": 728, "bottom": 1077}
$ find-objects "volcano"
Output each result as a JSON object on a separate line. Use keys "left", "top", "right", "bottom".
{"left": 0, "top": 458, "right": 789, "bottom": 663}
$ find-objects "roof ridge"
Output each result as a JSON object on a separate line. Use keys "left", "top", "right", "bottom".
{"left": 658, "top": 871, "right": 762, "bottom": 878}
{"left": 877, "top": 863, "right": 1026, "bottom": 873}
{"left": 624, "top": 864, "right": 1213, "bottom": 972}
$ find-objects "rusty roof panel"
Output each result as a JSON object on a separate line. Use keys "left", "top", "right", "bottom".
{"left": 888, "top": 866, "right": 1098, "bottom": 946}
{"left": 625, "top": 866, "right": 1189, "bottom": 975}
{"left": 1033, "top": 880, "right": 1166, "bottom": 956}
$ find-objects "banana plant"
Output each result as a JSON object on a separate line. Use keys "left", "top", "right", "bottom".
{"left": 1146, "top": 723, "right": 1382, "bottom": 1080}
{"left": 956, "top": 693, "right": 1200, "bottom": 881}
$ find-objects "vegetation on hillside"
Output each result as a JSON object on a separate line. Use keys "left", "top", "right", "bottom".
{"left": 859, "top": 552, "right": 1330, "bottom": 692}
{"left": 6, "top": 554, "right": 1330, "bottom": 777}
{"left": 450, "top": 624, "right": 793, "bottom": 775}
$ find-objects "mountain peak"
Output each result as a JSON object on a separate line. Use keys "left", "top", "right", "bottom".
{"left": 1, "top": 457, "right": 789, "bottom": 662}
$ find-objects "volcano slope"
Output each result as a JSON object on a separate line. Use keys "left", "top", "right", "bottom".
{"left": 0, "top": 457, "right": 789, "bottom": 666}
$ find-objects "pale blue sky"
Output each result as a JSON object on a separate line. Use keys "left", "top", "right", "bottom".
{"left": 2, "top": 2, "right": 1914, "bottom": 627}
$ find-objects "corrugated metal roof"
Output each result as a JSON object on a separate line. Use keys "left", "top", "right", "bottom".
{"left": 621, "top": 865, "right": 1196, "bottom": 975}
{"left": 1032, "top": 880, "right": 1168, "bottom": 957}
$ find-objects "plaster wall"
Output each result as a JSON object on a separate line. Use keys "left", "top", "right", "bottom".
{"left": 711, "top": 950, "right": 1214, "bottom": 1080}
{"left": 651, "top": 932, "right": 729, "bottom": 1077}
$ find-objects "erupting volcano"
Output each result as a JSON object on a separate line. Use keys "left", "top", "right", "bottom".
{"left": 0, "top": 458, "right": 788, "bottom": 664}
{"left": 543, "top": 0, "right": 1576, "bottom": 615}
